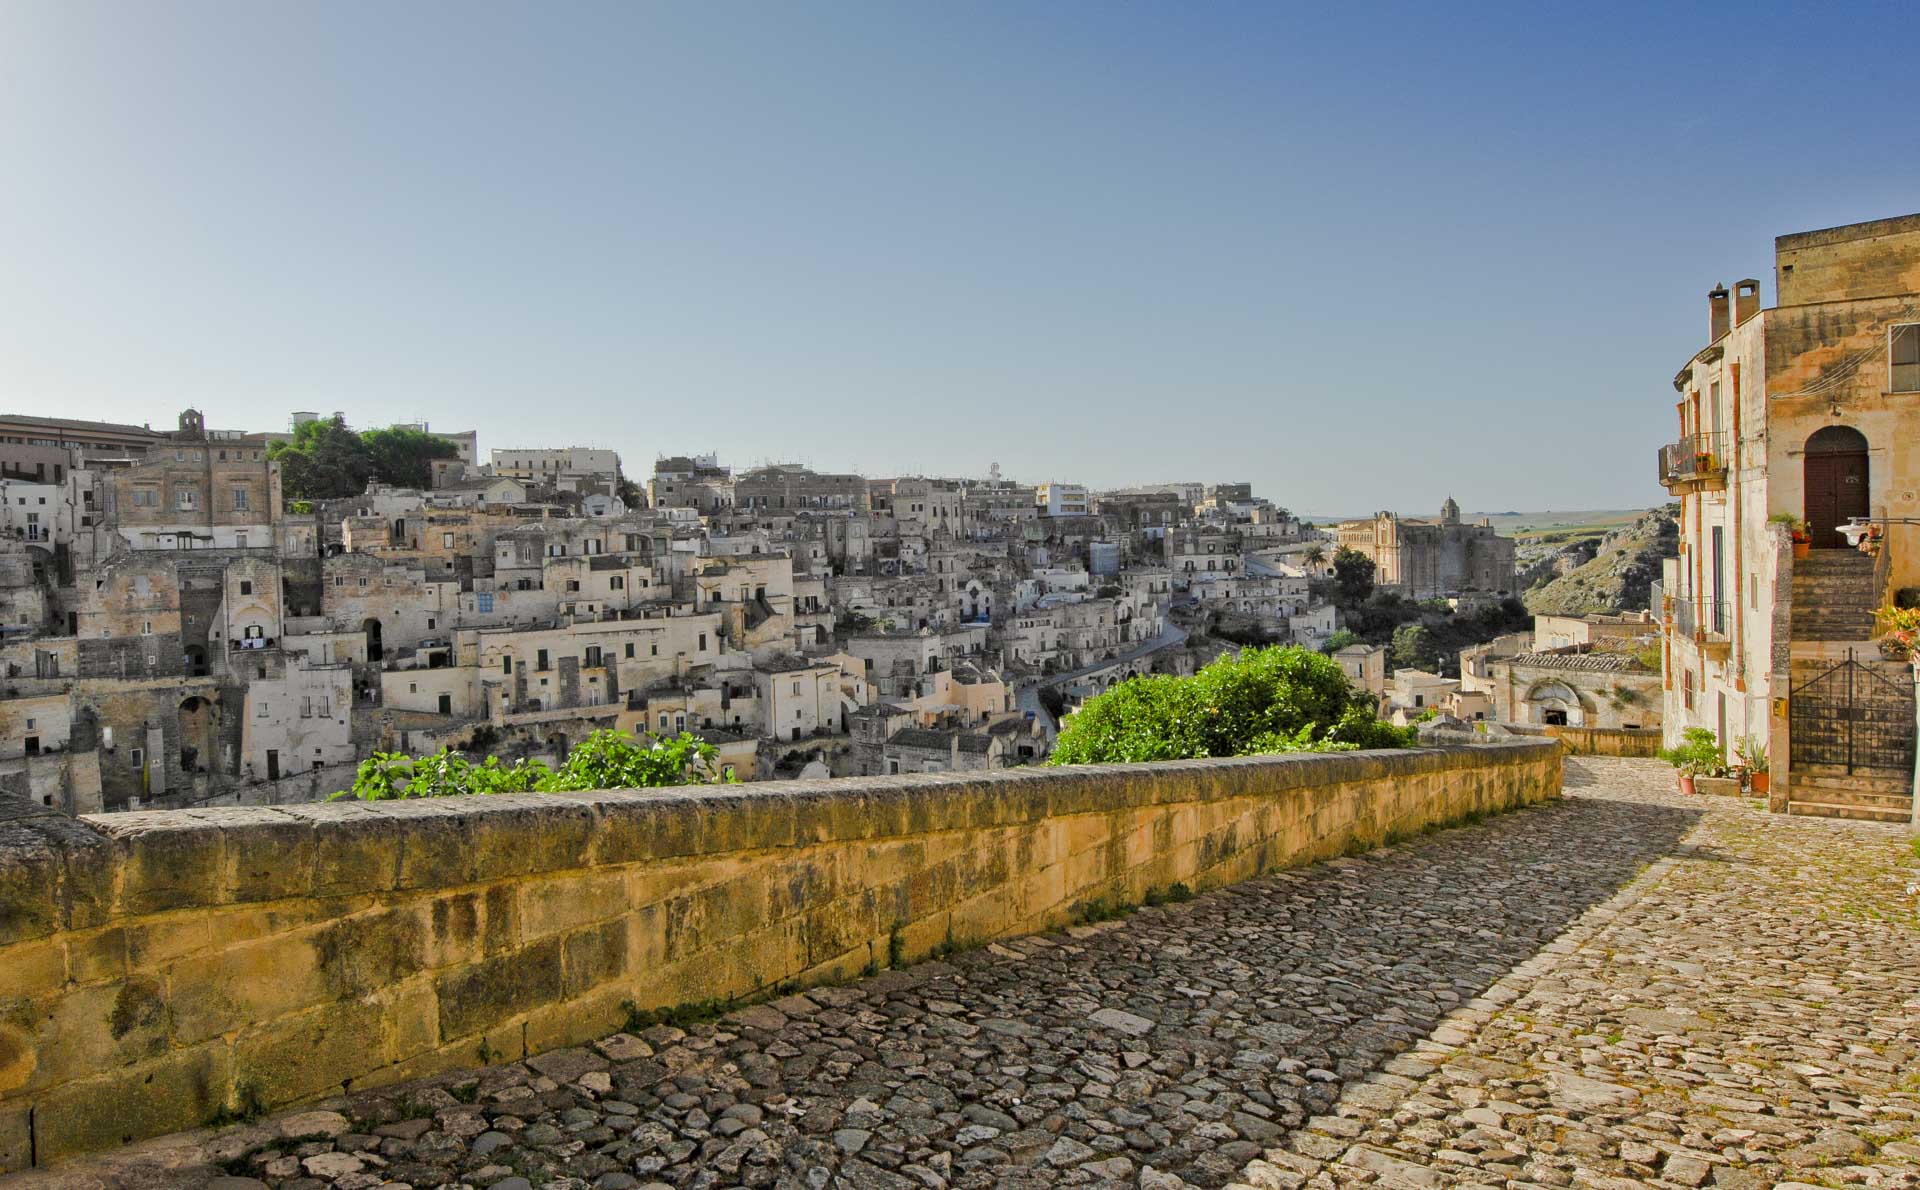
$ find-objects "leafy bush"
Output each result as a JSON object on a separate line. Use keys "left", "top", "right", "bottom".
{"left": 1319, "top": 629, "right": 1361, "bottom": 654}
{"left": 1049, "top": 646, "right": 1414, "bottom": 765}
{"left": 1657, "top": 727, "right": 1725, "bottom": 776}
{"left": 332, "top": 729, "right": 732, "bottom": 801}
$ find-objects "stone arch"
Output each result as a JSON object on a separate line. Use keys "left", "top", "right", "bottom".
{"left": 362, "top": 617, "right": 383, "bottom": 662}
{"left": 1803, "top": 425, "right": 1870, "bottom": 549}
{"left": 178, "top": 696, "right": 216, "bottom": 773}
{"left": 1523, "top": 680, "right": 1590, "bottom": 727}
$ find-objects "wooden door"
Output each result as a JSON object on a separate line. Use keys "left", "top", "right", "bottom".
{"left": 1806, "top": 450, "right": 1869, "bottom": 548}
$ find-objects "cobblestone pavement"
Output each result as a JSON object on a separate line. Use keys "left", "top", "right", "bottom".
{"left": 14, "top": 758, "right": 1919, "bottom": 1190}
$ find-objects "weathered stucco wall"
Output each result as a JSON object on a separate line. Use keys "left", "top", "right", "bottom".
{"left": 0, "top": 741, "right": 1560, "bottom": 1171}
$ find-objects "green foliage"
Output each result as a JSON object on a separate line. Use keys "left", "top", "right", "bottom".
{"left": 1049, "top": 645, "right": 1412, "bottom": 765}
{"left": 1331, "top": 546, "right": 1376, "bottom": 605}
{"left": 268, "top": 415, "right": 458, "bottom": 501}
{"left": 1389, "top": 623, "right": 1438, "bottom": 670}
{"left": 1658, "top": 727, "right": 1725, "bottom": 776}
{"left": 331, "top": 728, "right": 732, "bottom": 801}
{"left": 621, "top": 997, "right": 731, "bottom": 1032}
{"left": 1734, "top": 735, "right": 1768, "bottom": 773}
{"left": 616, "top": 477, "right": 645, "bottom": 508}
{"left": 1320, "top": 629, "right": 1361, "bottom": 654}
{"left": 1632, "top": 643, "right": 1662, "bottom": 672}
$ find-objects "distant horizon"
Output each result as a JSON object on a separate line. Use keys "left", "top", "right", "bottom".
{"left": 5, "top": 3, "right": 1915, "bottom": 512}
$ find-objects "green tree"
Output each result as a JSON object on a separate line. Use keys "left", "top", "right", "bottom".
{"left": 331, "top": 729, "right": 733, "bottom": 801}
{"left": 1320, "top": 629, "right": 1361, "bottom": 654}
{"left": 1049, "top": 645, "right": 1412, "bottom": 766}
{"left": 1331, "top": 546, "right": 1375, "bottom": 605}
{"left": 360, "top": 427, "right": 459, "bottom": 491}
{"left": 1389, "top": 623, "right": 1438, "bottom": 670}
{"left": 269, "top": 416, "right": 373, "bottom": 500}
{"left": 269, "top": 417, "right": 458, "bottom": 501}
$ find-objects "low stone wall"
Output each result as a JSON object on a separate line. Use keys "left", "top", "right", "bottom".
{"left": 1512, "top": 724, "right": 1663, "bottom": 758}
{"left": 0, "top": 741, "right": 1560, "bottom": 1171}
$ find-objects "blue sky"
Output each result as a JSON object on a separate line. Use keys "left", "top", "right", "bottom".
{"left": 3, "top": 2, "right": 1914, "bottom": 515}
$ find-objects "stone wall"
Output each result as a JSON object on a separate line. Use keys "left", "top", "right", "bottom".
{"left": 0, "top": 740, "right": 1560, "bottom": 1171}
{"left": 1514, "top": 724, "right": 1663, "bottom": 758}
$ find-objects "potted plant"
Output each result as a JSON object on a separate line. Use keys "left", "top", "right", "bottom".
{"left": 1876, "top": 605, "right": 1920, "bottom": 663}
{"left": 1658, "top": 727, "right": 1721, "bottom": 796}
{"left": 1769, "top": 512, "right": 1808, "bottom": 559}
{"left": 1735, "top": 735, "right": 1769, "bottom": 795}
{"left": 1860, "top": 522, "right": 1885, "bottom": 559}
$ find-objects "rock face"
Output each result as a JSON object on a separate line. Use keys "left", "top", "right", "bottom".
{"left": 1522, "top": 506, "right": 1679, "bottom": 615}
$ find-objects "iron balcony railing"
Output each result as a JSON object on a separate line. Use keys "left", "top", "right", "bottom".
{"left": 1658, "top": 433, "right": 1729, "bottom": 487}
{"left": 1671, "top": 597, "right": 1729, "bottom": 639}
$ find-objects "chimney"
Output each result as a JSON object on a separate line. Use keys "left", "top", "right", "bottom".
{"left": 1734, "top": 278, "right": 1761, "bottom": 325}
{"left": 1708, "top": 284, "right": 1731, "bottom": 341}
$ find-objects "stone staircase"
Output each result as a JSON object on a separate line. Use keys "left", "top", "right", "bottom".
{"left": 1790, "top": 549, "right": 1879, "bottom": 642}
{"left": 1788, "top": 771, "right": 1914, "bottom": 822}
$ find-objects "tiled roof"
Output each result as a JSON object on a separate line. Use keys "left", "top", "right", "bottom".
{"left": 1504, "top": 650, "right": 1649, "bottom": 673}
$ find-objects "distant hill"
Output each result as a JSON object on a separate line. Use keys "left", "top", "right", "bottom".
{"left": 1520, "top": 506, "right": 1679, "bottom": 615}
{"left": 1300, "top": 508, "right": 1648, "bottom": 536}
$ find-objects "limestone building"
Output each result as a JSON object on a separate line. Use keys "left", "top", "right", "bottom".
{"left": 1335, "top": 499, "right": 1515, "bottom": 599}
{"left": 1657, "top": 211, "right": 1920, "bottom": 820}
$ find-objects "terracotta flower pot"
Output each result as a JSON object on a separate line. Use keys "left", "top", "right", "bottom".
{"left": 1792, "top": 541, "right": 1810, "bottom": 559}
{"left": 1748, "top": 772, "right": 1769, "bottom": 795}
{"left": 1678, "top": 773, "right": 1696, "bottom": 796}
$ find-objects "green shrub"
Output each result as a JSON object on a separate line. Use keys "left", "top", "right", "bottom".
{"left": 1657, "top": 727, "right": 1725, "bottom": 776}
{"left": 332, "top": 728, "right": 733, "bottom": 801}
{"left": 1049, "top": 645, "right": 1413, "bottom": 765}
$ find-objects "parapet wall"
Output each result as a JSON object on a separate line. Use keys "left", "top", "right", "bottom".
{"left": 0, "top": 741, "right": 1561, "bottom": 1170}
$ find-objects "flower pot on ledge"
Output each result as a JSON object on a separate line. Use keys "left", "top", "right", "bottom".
{"left": 1747, "top": 772, "right": 1770, "bottom": 795}
{"left": 1792, "top": 541, "right": 1810, "bottom": 560}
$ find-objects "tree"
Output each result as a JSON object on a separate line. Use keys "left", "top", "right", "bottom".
{"left": 360, "top": 427, "right": 459, "bottom": 491}
{"left": 1331, "top": 547, "right": 1375, "bottom": 605}
{"left": 616, "top": 477, "right": 646, "bottom": 508}
{"left": 1389, "top": 623, "right": 1439, "bottom": 670}
{"left": 269, "top": 417, "right": 457, "bottom": 501}
{"left": 268, "top": 416, "right": 373, "bottom": 500}
{"left": 1049, "top": 645, "right": 1413, "bottom": 765}
{"left": 1303, "top": 545, "right": 1326, "bottom": 567}
{"left": 1320, "top": 629, "right": 1360, "bottom": 654}
{"left": 331, "top": 729, "right": 733, "bottom": 801}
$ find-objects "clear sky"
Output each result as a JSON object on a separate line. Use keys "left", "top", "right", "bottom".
{"left": 4, "top": 2, "right": 1915, "bottom": 516}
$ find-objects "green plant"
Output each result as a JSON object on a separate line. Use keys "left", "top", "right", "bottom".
{"left": 1049, "top": 645, "right": 1413, "bottom": 765}
{"left": 1735, "top": 735, "right": 1768, "bottom": 773}
{"left": 1658, "top": 727, "right": 1725, "bottom": 777}
{"left": 1877, "top": 605, "right": 1920, "bottom": 659}
{"left": 886, "top": 924, "right": 906, "bottom": 969}
{"left": 331, "top": 728, "right": 733, "bottom": 800}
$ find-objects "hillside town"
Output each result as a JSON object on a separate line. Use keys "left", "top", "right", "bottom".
{"left": 0, "top": 417, "right": 1535, "bottom": 812}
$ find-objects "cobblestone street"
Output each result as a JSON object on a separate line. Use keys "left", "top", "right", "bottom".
{"left": 14, "top": 757, "right": 1920, "bottom": 1190}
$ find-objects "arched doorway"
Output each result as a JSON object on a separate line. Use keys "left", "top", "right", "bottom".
{"left": 178, "top": 696, "right": 216, "bottom": 773}
{"left": 1804, "top": 426, "right": 1869, "bottom": 549}
{"left": 362, "top": 617, "right": 384, "bottom": 662}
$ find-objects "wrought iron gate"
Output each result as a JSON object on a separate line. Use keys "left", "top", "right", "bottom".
{"left": 1789, "top": 650, "right": 1918, "bottom": 775}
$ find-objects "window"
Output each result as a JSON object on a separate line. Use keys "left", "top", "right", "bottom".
{"left": 698, "top": 633, "right": 707, "bottom": 651}
{"left": 317, "top": 696, "right": 331, "bottom": 717}
{"left": 141, "top": 620, "right": 153, "bottom": 635}
{"left": 301, "top": 696, "right": 313, "bottom": 717}
{"left": 257, "top": 701, "right": 269, "bottom": 718}
{"left": 536, "top": 648, "right": 549, "bottom": 671}
{"left": 625, "top": 643, "right": 635, "bottom": 658}
{"left": 650, "top": 643, "right": 659, "bottom": 656}
{"left": 476, "top": 592, "right": 494, "bottom": 613}
{"left": 502, "top": 654, "right": 513, "bottom": 674}
{"left": 176, "top": 490, "right": 197, "bottom": 510}
{"left": 792, "top": 681, "right": 802, "bottom": 695}
{"left": 231, "top": 485, "right": 250, "bottom": 511}
{"left": 239, "top": 580, "right": 253, "bottom": 595}
{"left": 610, "top": 576, "right": 624, "bottom": 590}
{"left": 443, "top": 532, "right": 454, "bottom": 548}
{"left": 1893, "top": 324, "right": 1920, "bottom": 393}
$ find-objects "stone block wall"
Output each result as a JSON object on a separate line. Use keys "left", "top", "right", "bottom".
{"left": 0, "top": 740, "right": 1560, "bottom": 1171}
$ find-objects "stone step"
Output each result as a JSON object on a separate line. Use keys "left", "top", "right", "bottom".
{"left": 1793, "top": 768, "right": 1914, "bottom": 795}
{"left": 1787, "top": 800, "right": 1913, "bottom": 823}
{"left": 1791, "top": 786, "right": 1913, "bottom": 810}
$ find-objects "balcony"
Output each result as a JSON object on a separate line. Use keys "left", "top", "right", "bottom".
{"left": 1669, "top": 597, "right": 1731, "bottom": 658}
{"left": 1658, "top": 433, "right": 1728, "bottom": 493}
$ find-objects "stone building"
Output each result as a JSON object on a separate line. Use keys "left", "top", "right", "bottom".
{"left": 1658, "top": 211, "right": 1920, "bottom": 820}
{"left": 1335, "top": 499, "right": 1515, "bottom": 599}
